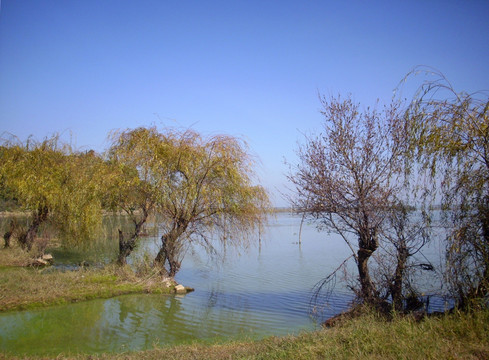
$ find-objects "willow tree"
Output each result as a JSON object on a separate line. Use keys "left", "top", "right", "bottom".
{"left": 107, "top": 128, "right": 159, "bottom": 265}
{"left": 404, "top": 68, "right": 489, "bottom": 308}
{"left": 154, "top": 129, "right": 270, "bottom": 277}
{"left": 0, "top": 135, "right": 106, "bottom": 254}
{"left": 108, "top": 127, "right": 270, "bottom": 277}
{"left": 288, "top": 95, "right": 404, "bottom": 305}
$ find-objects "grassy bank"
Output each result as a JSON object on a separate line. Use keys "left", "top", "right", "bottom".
{"left": 1, "top": 309, "right": 487, "bottom": 359}
{"left": 0, "top": 246, "right": 174, "bottom": 312}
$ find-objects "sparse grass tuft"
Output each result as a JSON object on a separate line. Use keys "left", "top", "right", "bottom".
{"left": 0, "top": 244, "right": 32, "bottom": 267}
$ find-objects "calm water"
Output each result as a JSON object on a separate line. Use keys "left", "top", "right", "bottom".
{"left": 0, "top": 213, "right": 442, "bottom": 356}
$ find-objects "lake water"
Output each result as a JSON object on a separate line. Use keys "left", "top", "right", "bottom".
{"left": 0, "top": 212, "right": 444, "bottom": 356}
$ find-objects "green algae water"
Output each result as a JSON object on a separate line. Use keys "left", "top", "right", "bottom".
{"left": 0, "top": 294, "right": 276, "bottom": 355}
{"left": 0, "top": 213, "right": 444, "bottom": 356}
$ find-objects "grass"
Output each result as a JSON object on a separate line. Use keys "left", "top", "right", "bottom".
{"left": 0, "top": 308, "right": 487, "bottom": 359}
{"left": 0, "top": 245, "right": 174, "bottom": 312}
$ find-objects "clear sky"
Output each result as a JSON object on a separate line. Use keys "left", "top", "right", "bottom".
{"left": 1, "top": 1, "right": 488, "bottom": 206}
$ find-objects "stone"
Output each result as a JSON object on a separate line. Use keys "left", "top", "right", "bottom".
{"left": 32, "top": 258, "right": 48, "bottom": 266}
{"left": 174, "top": 284, "right": 186, "bottom": 294}
{"left": 42, "top": 254, "right": 53, "bottom": 262}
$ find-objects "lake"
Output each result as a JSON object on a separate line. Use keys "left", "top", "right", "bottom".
{"left": 0, "top": 212, "right": 444, "bottom": 356}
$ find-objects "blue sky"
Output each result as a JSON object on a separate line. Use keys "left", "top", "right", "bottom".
{"left": 1, "top": 1, "right": 488, "bottom": 206}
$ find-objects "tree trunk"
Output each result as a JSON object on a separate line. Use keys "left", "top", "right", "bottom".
{"left": 3, "top": 230, "right": 12, "bottom": 248}
{"left": 117, "top": 230, "right": 136, "bottom": 266}
{"left": 357, "top": 248, "right": 376, "bottom": 303}
{"left": 154, "top": 232, "right": 181, "bottom": 277}
{"left": 476, "top": 203, "right": 489, "bottom": 301}
{"left": 357, "top": 229, "right": 379, "bottom": 304}
{"left": 458, "top": 199, "right": 489, "bottom": 309}
{"left": 154, "top": 221, "right": 187, "bottom": 277}
{"left": 3, "top": 219, "right": 16, "bottom": 248}
{"left": 391, "top": 243, "right": 409, "bottom": 312}
{"left": 18, "top": 206, "right": 48, "bottom": 251}
{"left": 117, "top": 209, "right": 149, "bottom": 266}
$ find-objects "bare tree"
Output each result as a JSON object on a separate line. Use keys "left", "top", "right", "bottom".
{"left": 288, "top": 95, "right": 404, "bottom": 305}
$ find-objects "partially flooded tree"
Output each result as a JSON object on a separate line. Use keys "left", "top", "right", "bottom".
{"left": 108, "top": 127, "right": 270, "bottom": 277}
{"left": 376, "top": 202, "right": 432, "bottom": 312}
{"left": 0, "top": 137, "right": 62, "bottom": 252}
{"left": 54, "top": 151, "right": 110, "bottom": 245}
{"left": 404, "top": 68, "right": 489, "bottom": 308}
{"left": 152, "top": 128, "right": 270, "bottom": 277}
{"left": 289, "top": 95, "right": 404, "bottom": 305}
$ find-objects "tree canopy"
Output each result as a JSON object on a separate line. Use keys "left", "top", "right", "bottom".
{"left": 108, "top": 127, "right": 271, "bottom": 276}
{"left": 0, "top": 135, "right": 106, "bottom": 253}
{"left": 288, "top": 95, "right": 406, "bottom": 304}
{"left": 0, "top": 128, "right": 270, "bottom": 277}
{"left": 404, "top": 68, "right": 489, "bottom": 307}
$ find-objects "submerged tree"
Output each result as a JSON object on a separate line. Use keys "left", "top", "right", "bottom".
{"left": 289, "top": 95, "right": 405, "bottom": 305}
{"left": 109, "top": 127, "right": 271, "bottom": 277}
{"left": 404, "top": 67, "right": 489, "bottom": 308}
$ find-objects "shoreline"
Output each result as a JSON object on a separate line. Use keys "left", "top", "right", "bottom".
{"left": 0, "top": 245, "right": 179, "bottom": 313}
{"left": 0, "top": 308, "right": 487, "bottom": 359}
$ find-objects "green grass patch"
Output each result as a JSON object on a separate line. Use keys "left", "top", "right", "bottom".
{"left": 0, "top": 246, "right": 173, "bottom": 313}
{"left": 82, "top": 273, "right": 118, "bottom": 284}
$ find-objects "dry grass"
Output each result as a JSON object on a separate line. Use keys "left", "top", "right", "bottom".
{"left": 0, "top": 244, "right": 32, "bottom": 267}
{"left": 109, "top": 309, "right": 489, "bottom": 360}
